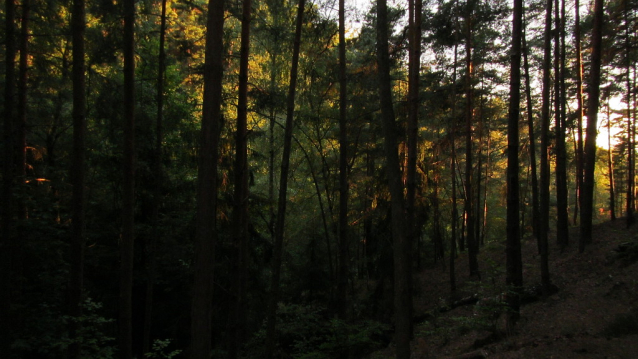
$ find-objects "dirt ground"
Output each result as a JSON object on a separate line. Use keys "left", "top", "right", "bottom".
{"left": 373, "top": 219, "right": 638, "bottom": 358}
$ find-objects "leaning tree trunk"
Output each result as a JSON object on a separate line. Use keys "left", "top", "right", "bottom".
{"left": 376, "top": 0, "right": 410, "bottom": 355}
{"left": 265, "top": 0, "right": 305, "bottom": 356}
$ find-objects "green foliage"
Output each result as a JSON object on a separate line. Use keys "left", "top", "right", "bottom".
{"left": 145, "top": 339, "right": 183, "bottom": 359}
{"left": 245, "top": 303, "right": 389, "bottom": 358}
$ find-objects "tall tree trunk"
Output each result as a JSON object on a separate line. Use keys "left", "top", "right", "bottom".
{"left": 464, "top": 0, "right": 480, "bottom": 279}
{"left": 119, "top": 0, "right": 136, "bottom": 354}
{"left": 580, "top": 0, "right": 604, "bottom": 250}
{"left": 265, "top": 0, "right": 305, "bottom": 356}
{"left": 573, "top": 0, "right": 584, "bottom": 225}
{"left": 539, "top": 0, "right": 552, "bottom": 292}
{"left": 336, "top": 0, "right": 348, "bottom": 320}
{"left": 16, "top": 0, "right": 28, "bottom": 220}
{"left": 626, "top": 1, "right": 634, "bottom": 226}
{"left": 68, "top": 0, "right": 86, "bottom": 355}
{"left": 607, "top": 99, "right": 616, "bottom": 220}
{"left": 1, "top": 0, "right": 16, "bottom": 352}
{"left": 144, "top": 0, "right": 168, "bottom": 352}
{"left": 450, "top": 43, "right": 459, "bottom": 293}
{"left": 554, "top": 0, "right": 569, "bottom": 249}
{"left": 189, "top": 0, "right": 224, "bottom": 356}
{"left": 506, "top": 0, "right": 523, "bottom": 324}
{"left": 229, "top": 0, "right": 252, "bottom": 355}
{"left": 376, "top": 0, "right": 410, "bottom": 355}
{"left": 406, "top": 0, "right": 422, "bottom": 334}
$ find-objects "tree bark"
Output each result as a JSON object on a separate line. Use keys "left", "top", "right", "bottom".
{"left": 1, "top": 0, "right": 16, "bottom": 350}
{"left": 336, "top": 0, "right": 349, "bottom": 320}
{"left": 554, "top": 0, "right": 569, "bottom": 249}
{"left": 539, "top": 0, "right": 552, "bottom": 292}
{"left": 265, "top": 0, "right": 305, "bottom": 356}
{"left": 580, "top": 0, "right": 604, "bottom": 250}
{"left": 506, "top": 0, "right": 523, "bottom": 324}
{"left": 189, "top": 0, "right": 224, "bottom": 356}
{"left": 376, "top": 0, "right": 410, "bottom": 356}
{"left": 119, "top": 0, "right": 136, "bottom": 354}
{"left": 68, "top": 0, "right": 86, "bottom": 355}
{"left": 450, "top": 43, "right": 459, "bottom": 293}
{"left": 229, "top": 0, "right": 252, "bottom": 355}
{"left": 573, "top": 0, "right": 584, "bottom": 225}
{"left": 464, "top": 0, "right": 480, "bottom": 279}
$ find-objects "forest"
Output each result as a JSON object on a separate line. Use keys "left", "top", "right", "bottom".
{"left": 1, "top": 0, "right": 637, "bottom": 355}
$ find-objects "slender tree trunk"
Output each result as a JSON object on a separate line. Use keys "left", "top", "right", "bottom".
{"left": 119, "top": 0, "right": 136, "bottom": 354}
{"left": 1, "top": 0, "right": 16, "bottom": 352}
{"left": 464, "top": 0, "right": 480, "bottom": 279}
{"left": 450, "top": 43, "right": 459, "bottom": 293}
{"left": 265, "top": 0, "right": 305, "bottom": 356}
{"left": 607, "top": 100, "right": 616, "bottom": 220}
{"left": 626, "top": 2, "right": 634, "bottom": 226}
{"left": 229, "top": 0, "right": 252, "bottom": 354}
{"left": 574, "top": 0, "right": 584, "bottom": 225}
{"left": 580, "top": 0, "right": 604, "bottom": 250}
{"left": 68, "top": 0, "right": 86, "bottom": 355}
{"left": 506, "top": 0, "right": 523, "bottom": 324}
{"left": 336, "top": 0, "right": 349, "bottom": 320}
{"left": 190, "top": 0, "right": 224, "bottom": 355}
{"left": 16, "top": 0, "right": 28, "bottom": 220}
{"left": 554, "top": 0, "right": 569, "bottom": 249}
{"left": 144, "top": 0, "right": 168, "bottom": 352}
{"left": 376, "top": 0, "right": 410, "bottom": 355}
{"left": 539, "top": 0, "right": 552, "bottom": 292}
{"left": 406, "top": 0, "right": 422, "bottom": 335}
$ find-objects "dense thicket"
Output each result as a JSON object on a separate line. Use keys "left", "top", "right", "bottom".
{"left": 1, "top": 0, "right": 636, "bottom": 356}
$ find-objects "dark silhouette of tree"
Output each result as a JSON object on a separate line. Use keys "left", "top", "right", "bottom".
{"left": 265, "top": 0, "right": 305, "bottom": 355}
{"left": 506, "top": 0, "right": 523, "bottom": 324}
{"left": 580, "top": 0, "right": 604, "bottom": 251}
{"left": 229, "top": 0, "right": 252, "bottom": 354}
{"left": 376, "top": 0, "right": 410, "bottom": 356}
{"left": 119, "top": 0, "right": 136, "bottom": 354}
{"left": 336, "top": 0, "right": 348, "bottom": 320}
{"left": 539, "top": 0, "right": 552, "bottom": 292}
{"left": 68, "top": 0, "right": 86, "bottom": 355}
{"left": 190, "top": 0, "right": 224, "bottom": 356}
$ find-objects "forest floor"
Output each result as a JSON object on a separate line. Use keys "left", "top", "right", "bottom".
{"left": 372, "top": 218, "right": 638, "bottom": 358}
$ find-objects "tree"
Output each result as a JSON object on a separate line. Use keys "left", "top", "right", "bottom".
{"left": 464, "top": 0, "right": 480, "bottom": 279}
{"left": 539, "top": 0, "right": 552, "bottom": 292}
{"left": 506, "top": 0, "right": 523, "bottom": 324}
{"left": 554, "top": 0, "right": 569, "bottom": 249}
{"left": 190, "top": 0, "right": 225, "bottom": 356}
{"left": 68, "top": 0, "right": 86, "bottom": 354}
{"left": 580, "top": 0, "right": 604, "bottom": 250}
{"left": 336, "top": 0, "right": 348, "bottom": 320}
{"left": 119, "top": 0, "right": 136, "bottom": 354}
{"left": 229, "top": 0, "right": 252, "bottom": 353}
{"left": 1, "top": 0, "right": 17, "bottom": 350}
{"left": 376, "top": 0, "right": 410, "bottom": 356}
{"left": 265, "top": 0, "right": 305, "bottom": 355}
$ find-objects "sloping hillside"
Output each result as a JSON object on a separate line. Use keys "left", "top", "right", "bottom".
{"left": 375, "top": 219, "right": 638, "bottom": 358}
